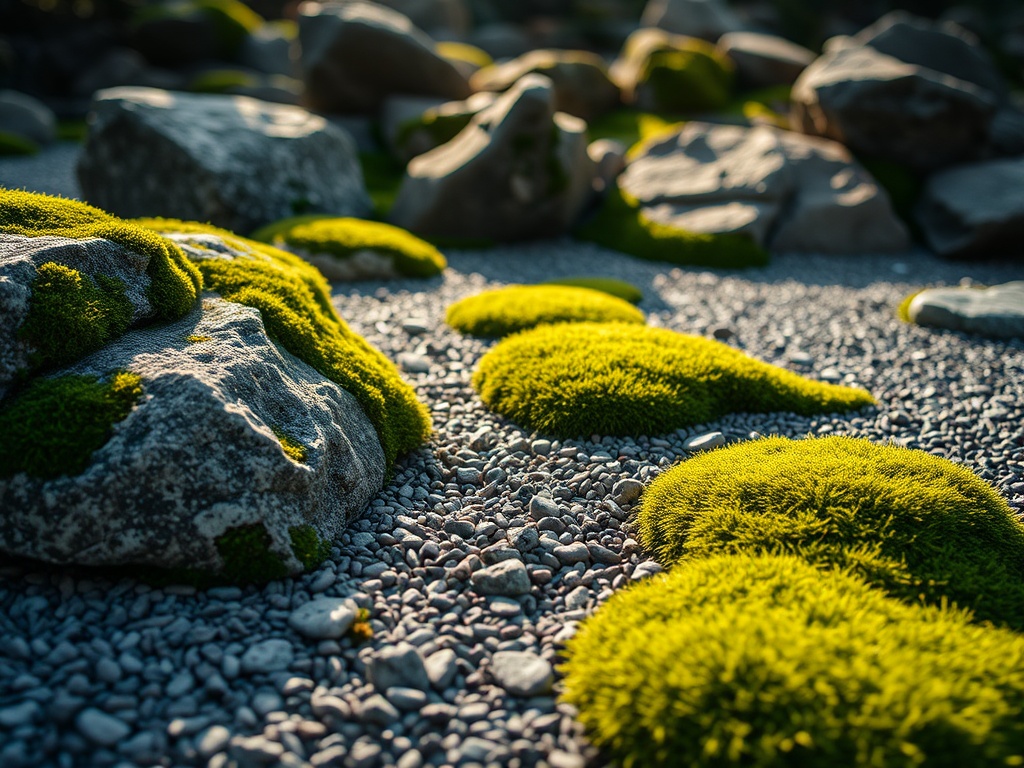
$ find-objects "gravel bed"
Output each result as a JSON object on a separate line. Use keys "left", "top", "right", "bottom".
{"left": 1, "top": 157, "right": 1023, "bottom": 768}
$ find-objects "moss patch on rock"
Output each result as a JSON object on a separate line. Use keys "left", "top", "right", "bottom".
{"left": 0, "top": 370, "right": 143, "bottom": 479}
{"left": 576, "top": 186, "right": 769, "bottom": 269}
{"left": 640, "top": 41, "right": 736, "bottom": 113}
{"left": 250, "top": 215, "right": 446, "bottom": 278}
{"left": 562, "top": 553, "right": 1024, "bottom": 768}
{"left": 436, "top": 41, "right": 494, "bottom": 72}
{"left": 447, "top": 285, "right": 645, "bottom": 338}
{"left": 473, "top": 323, "right": 872, "bottom": 437}
{"left": 133, "top": 0, "right": 263, "bottom": 57}
{"left": 542, "top": 276, "right": 643, "bottom": 304}
{"left": 136, "top": 218, "right": 431, "bottom": 471}
{"left": 638, "top": 436, "right": 1024, "bottom": 628}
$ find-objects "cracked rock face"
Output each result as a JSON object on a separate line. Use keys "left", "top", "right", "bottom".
{"left": 76, "top": 87, "right": 371, "bottom": 234}
{"left": 0, "top": 296, "right": 385, "bottom": 574}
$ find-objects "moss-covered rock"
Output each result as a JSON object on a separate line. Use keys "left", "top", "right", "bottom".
{"left": 447, "top": 285, "right": 644, "bottom": 338}
{"left": 435, "top": 41, "right": 493, "bottom": 75}
{"left": 132, "top": 0, "right": 263, "bottom": 61}
{"left": 562, "top": 553, "right": 1024, "bottom": 768}
{"left": 542, "top": 276, "right": 643, "bottom": 304}
{"left": 638, "top": 435, "right": 1024, "bottom": 629}
{"left": 250, "top": 215, "right": 446, "bottom": 280}
{"left": 473, "top": 323, "right": 872, "bottom": 437}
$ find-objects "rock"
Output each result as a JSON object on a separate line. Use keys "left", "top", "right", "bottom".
{"left": 241, "top": 639, "right": 294, "bottom": 674}
{"left": 471, "top": 559, "right": 532, "bottom": 596}
{"left": 386, "top": 686, "right": 427, "bottom": 710}
{"left": 612, "top": 478, "right": 644, "bottom": 505}
{"left": 424, "top": 648, "right": 458, "bottom": 689}
{"left": 905, "top": 282, "right": 1024, "bottom": 339}
{"left": 611, "top": 28, "right": 735, "bottom": 114}
{"left": 554, "top": 542, "right": 591, "bottom": 566}
{"left": 529, "top": 496, "right": 561, "bottom": 520}
{"left": 791, "top": 41, "right": 996, "bottom": 171}
{"left": 77, "top": 87, "right": 370, "bottom": 234}
{"left": 367, "top": 643, "right": 431, "bottom": 692}
{"left": 470, "top": 49, "right": 620, "bottom": 122}
{"left": 389, "top": 74, "right": 595, "bottom": 241}
{"left": 716, "top": 32, "right": 814, "bottom": 88}
{"left": 384, "top": 91, "right": 498, "bottom": 163}
{"left": 0, "top": 90, "right": 56, "bottom": 150}
{"left": 75, "top": 708, "right": 131, "bottom": 746}
{"left": 468, "top": 22, "right": 533, "bottom": 60}
{"left": 297, "top": 0, "right": 470, "bottom": 114}
{"left": 488, "top": 651, "right": 554, "bottom": 697}
{"left": 240, "top": 23, "right": 296, "bottom": 77}
{"left": 683, "top": 431, "right": 726, "bottom": 451}
{"left": 640, "top": 0, "right": 744, "bottom": 41}
{"left": 288, "top": 598, "right": 357, "bottom": 639}
{"left": 374, "top": 0, "right": 471, "bottom": 39}
{"left": 619, "top": 121, "right": 909, "bottom": 253}
{"left": 196, "top": 725, "right": 232, "bottom": 758}
{"left": 915, "top": 157, "right": 1024, "bottom": 258}
{"left": 0, "top": 701, "right": 40, "bottom": 727}
{"left": 589, "top": 139, "right": 627, "bottom": 194}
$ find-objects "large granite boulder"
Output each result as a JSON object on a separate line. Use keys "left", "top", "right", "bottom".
{"left": 904, "top": 282, "right": 1024, "bottom": 339}
{"left": 791, "top": 15, "right": 1002, "bottom": 171}
{"left": 470, "top": 50, "right": 620, "bottom": 122}
{"left": 620, "top": 122, "right": 909, "bottom": 253}
{"left": 381, "top": 92, "right": 497, "bottom": 163}
{"left": 640, "top": 0, "right": 744, "bottom": 42}
{"left": 915, "top": 157, "right": 1024, "bottom": 259}
{"left": 389, "top": 74, "right": 596, "bottom": 241}
{"left": 716, "top": 32, "right": 815, "bottom": 88}
{"left": 298, "top": 0, "right": 471, "bottom": 114}
{"left": 0, "top": 90, "right": 56, "bottom": 153}
{"left": 77, "top": 87, "right": 371, "bottom": 235}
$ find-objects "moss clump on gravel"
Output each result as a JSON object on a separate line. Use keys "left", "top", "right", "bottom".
{"left": 288, "top": 524, "right": 332, "bottom": 572}
{"left": 136, "top": 218, "right": 431, "bottom": 471}
{"left": 0, "top": 189, "right": 202, "bottom": 371}
{"left": 542, "top": 276, "right": 643, "bottom": 304}
{"left": 214, "top": 523, "right": 330, "bottom": 584}
{"left": 576, "top": 186, "right": 769, "bottom": 269}
{"left": 0, "top": 131, "right": 39, "bottom": 156}
{"left": 638, "top": 435, "right": 1024, "bottom": 628}
{"left": 473, "top": 323, "right": 872, "bottom": 437}
{"left": 0, "top": 371, "right": 143, "bottom": 479}
{"left": 562, "top": 553, "right": 1024, "bottom": 768}
{"left": 250, "top": 215, "right": 446, "bottom": 278}
{"left": 447, "top": 285, "right": 645, "bottom": 337}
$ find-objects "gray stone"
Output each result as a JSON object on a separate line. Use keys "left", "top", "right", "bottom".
{"left": 75, "top": 708, "right": 131, "bottom": 746}
{"left": 367, "top": 642, "right": 431, "bottom": 691}
{"left": 507, "top": 526, "right": 539, "bottom": 552}
{"left": 288, "top": 598, "right": 357, "bottom": 639}
{"left": 0, "top": 90, "right": 56, "bottom": 148}
{"left": 915, "top": 157, "right": 1024, "bottom": 258}
{"left": 241, "top": 639, "right": 294, "bottom": 674}
{"left": 229, "top": 735, "right": 285, "bottom": 764}
{"left": 0, "top": 701, "right": 40, "bottom": 727}
{"left": 906, "top": 282, "right": 1024, "bottom": 339}
{"left": 359, "top": 693, "right": 399, "bottom": 726}
{"left": 640, "top": 0, "right": 744, "bottom": 41}
{"left": 240, "top": 23, "right": 295, "bottom": 77}
{"left": 529, "top": 496, "right": 560, "bottom": 520}
{"left": 683, "top": 431, "right": 726, "bottom": 451}
{"left": 565, "top": 584, "right": 591, "bottom": 610}
{"left": 374, "top": 0, "right": 471, "bottom": 40}
{"left": 489, "top": 651, "right": 554, "bottom": 697}
{"left": 611, "top": 478, "right": 644, "bottom": 505}
{"left": 390, "top": 74, "right": 596, "bottom": 241}
{"left": 383, "top": 92, "right": 496, "bottom": 163}
{"left": 386, "top": 685, "right": 427, "bottom": 710}
{"left": 196, "top": 725, "right": 232, "bottom": 758}
{"left": 471, "top": 559, "right": 532, "bottom": 596}
{"left": 298, "top": 1, "right": 470, "bottom": 114}
{"left": 717, "top": 32, "right": 814, "bottom": 87}
{"left": 424, "top": 648, "right": 458, "bottom": 689}
{"left": 77, "top": 87, "right": 370, "bottom": 234}
{"left": 553, "top": 542, "right": 590, "bottom": 566}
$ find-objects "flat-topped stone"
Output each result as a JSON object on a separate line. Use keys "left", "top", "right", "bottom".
{"left": 906, "top": 282, "right": 1024, "bottom": 339}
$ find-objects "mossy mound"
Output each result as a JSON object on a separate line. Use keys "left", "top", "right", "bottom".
{"left": 0, "top": 189, "right": 202, "bottom": 373}
{"left": 638, "top": 436, "right": 1024, "bottom": 628}
{"left": 542, "top": 276, "right": 643, "bottom": 304}
{"left": 0, "top": 371, "right": 143, "bottom": 479}
{"left": 447, "top": 285, "right": 645, "bottom": 338}
{"left": 250, "top": 215, "right": 446, "bottom": 279}
{"left": 473, "top": 323, "right": 871, "bottom": 437}
{"left": 576, "top": 186, "right": 769, "bottom": 269}
{"left": 562, "top": 553, "right": 1024, "bottom": 768}
{"left": 136, "top": 218, "right": 431, "bottom": 471}
{"left": 639, "top": 40, "right": 735, "bottom": 113}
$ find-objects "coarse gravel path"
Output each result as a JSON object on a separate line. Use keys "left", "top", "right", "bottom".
{"left": 1, "top": 148, "right": 1022, "bottom": 768}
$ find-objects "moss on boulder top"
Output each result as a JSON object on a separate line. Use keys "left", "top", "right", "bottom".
{"left": 137, "top": 217, "right": 431, "bottom": 471}
{"left": 638, "top": 435, "right": 1024, "bottom": 629}
{"left": 473, "top": 323, "right": 872, "bottom": 438}
{"left": 562, "top": 553, "right": 1024, "bottom": 768}
{"left": 446, "top": 285, "right": 645, "bottom": 337}
{"left": 250, "top": 215, "right": 446, "bottom": 280}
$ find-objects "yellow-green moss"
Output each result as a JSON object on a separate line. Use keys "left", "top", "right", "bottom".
{"left": 576, "top": 186, "right": 769, "bottom": 269}
{"left": 0, "top": 370, "right": 143, "bottom": 478}
{"left": 448, "top": 285, "right": 645, "bottom": 338}
{"left": 188, "top": 68, "right": 259, "bottom": 94}
{"left": 542, "top": 276, "right": 643, "bottom": 304}
{"left": 638, "top": 436, "right": 1024, "bottom": 628}
{"left": 185, "top": 334, "right": 212, "bottom": 344}
{"left": 215, "top": 523, "right": 289, "bottom": 583}
{"left": 436, "top": 41, "right": 494, "bottom": 71}
{"left": 473, "top": 323, "right": 872, "bottom": 438}
{"left": 0, "top": 131, "right": 38, "bottom": 156}
{"left": 587, "top": 109, "right": 683, "bottom": 150}
{"left": 358, "top": 150, "right": 405, "bottom": 219}
{"left": 0, "top": 190, "right": 202, "bottom": 372}
{"left": 638, "top": 39, "right": 735, "bottom": 114}
{"left": 897, "top": 289, "right": 924, "bottom": 323}
{"left": 56, "top": 120, "right": 88, "bottom": 143}
{"left": 250, "top": 215, "right": 446, "bottom": 278}
{"left": 288, "top": 524, "right": 331, "bottom": 572}
{"left": 271, "top": 426, "right": 307, "bottom": 463}
{"left": 135, "top": 217, "right": 431, "bottom": 471}
{"left": 562, "top": 553, "right": 1024, "bottom": 768}
{"left": 394, "top": 108, "right": 476, "bottom": 161}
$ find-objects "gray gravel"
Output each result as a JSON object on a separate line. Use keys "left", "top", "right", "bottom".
{"left": 1, "top": 147, "right": 1023, "bottom": 768}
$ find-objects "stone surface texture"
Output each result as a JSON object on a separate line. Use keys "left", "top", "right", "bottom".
{"left": 640, "top": 0, "right": 744, "bottom": 41}
{"left": 0, "top": 89, "right": 57, "bottom": 147}
{"left": 907, "top": 282, "right": 1024, "bottom": 339}
{"left": 77, "top": 87, "right": 371, "bottom": 234}
{"left": 717, "top": 31, "right": 815, "bottom": 87}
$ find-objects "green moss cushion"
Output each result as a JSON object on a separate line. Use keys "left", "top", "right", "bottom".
{"left": 136, "top": 218, "right": 431, "bottom": 471}
{"left": 639, "top": 41, "right": 735, "bottom": 113}
{"left": 250, "top": 215, "right": 446, "bottom": 279}
{"left": 473, "top": 323, "right": 872, "bottom": 437}
{"left": 576, "top": 186, "right": 769, "bottom": 269}
{"left": 447, "top": 285, "right": 645, "bottom": 337}
{"left": 562, "top": 553, "right": 1024, "bottom": 768}
{"left": 542, "top": 276, "right": 643, "bottom": 304}
{"left": 638, "top": 435, "right": 1024, "bottom": 628}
